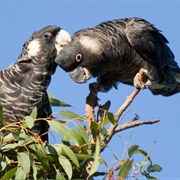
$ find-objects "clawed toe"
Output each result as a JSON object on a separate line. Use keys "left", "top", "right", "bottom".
{"left": 134, "top": 68, "right": 151, "bottom": 89}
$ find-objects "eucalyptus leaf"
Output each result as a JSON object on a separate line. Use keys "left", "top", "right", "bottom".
{"left": 1, "top": 167, "right": 17, "bottom": 180}
{"left": 25, "top": 116, "right": 34, "bottom": 129}
{"left": 106, "top": 112, "right": 116, "bottom": 125}
{"left": 59, "top": 155, "right": 72, "bottom": 179}
{"left": 1, "top": 143, "right": 18, "bottom": 152}
{"left": 118, "top": 159, "right": 133, "bottom": 178}
{"left": 147, "top": 164, "right": 162, "bottom": 173}
{"left": 0, "top": 103, "right": 5, "bottom": 126}
{"left": 2, "top": 133, "right": 15, "bottom": 143}
{"left": 0, "top": 156, "right": 6, "bottom": 172}
{"left": 56, "top": 172, "right": 66, "bottom": 180}
{"left": 61, "top": 144, "right": 79, "bottom": 167}
{"left": 48, "top": 120, "right": 78, "bottom": 145}
{"left": 128, "top": 145, "right": 139, "bottom": 158}
{"left": 58, "top": 110, "right": 85, "bottom": 121}
{"left": 18, "top": 129, "right": 27, "bottom": 145}
{"left": 134, "top": 160, "right": 149, "bottom": 167}
{"left": 30, "top": 107, "right": 37, "bottom": 119}
{"left": 90, "top": 121, "right": 99, "bottom": 139}
{"left": 75, "top": 154, "right": 91, "bottom": 161}
{"left": 35, "top": 144, "right": 50, "bottom": 171}
{"left": 48, "top": 93, "right": 71, "bottom": 107}
{"left": 76, "top": 124, "right": 89, "bottom": 144}
{"left": 30, "top": 155, "right": 38, "bottom": 179}
{"left": 17, "top": 152, "right": 30, "bottom": 175}
{"left": 89, "top": 137, "right": 100, "bottom": 176}
{"left": 15, "top": 166, "right": 26, "bottom": 179}
{"left": 70, "top": 129, "right": 86, "bottom": 145}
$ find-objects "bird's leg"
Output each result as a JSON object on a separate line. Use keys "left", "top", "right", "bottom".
{"left": 86, "top": 83, "right": 99, "bottom": 121}
{"left": 85, "top": 83, "right": 100, "bottom": 134}
{"left": 134, "top": 68, "right": 151, "bottom": 89}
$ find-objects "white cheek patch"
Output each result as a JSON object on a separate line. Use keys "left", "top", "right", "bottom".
{"left": 55, "top": 29, "right": 71, "bottom": 54}
{"left": 27, "top": 39, "right": 41, "bottom": 57}
{"left": 79, "top": 36, "right": 102, "bottom": 55}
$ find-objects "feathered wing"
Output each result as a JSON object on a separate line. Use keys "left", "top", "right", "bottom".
{"left": 125, "top": 18, "right": 180, "bottom": 95}
{"left": 0, "top": 26, "right": 71, "bottom": 142}
{"left": 55, "top": 17, "right": 180, "bottom": 96}
{"left": 33, "top": 92, "right": 52, "bottom": 142}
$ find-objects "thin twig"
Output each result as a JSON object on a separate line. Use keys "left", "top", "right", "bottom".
{"left": 115, "top": 88, "right": 140, "bottom": 122}
{"left": 115, "top": 118, "right": 160, "bottom": 133}
{"left": 103, "top": 88, "right": 141, "bottom": 146}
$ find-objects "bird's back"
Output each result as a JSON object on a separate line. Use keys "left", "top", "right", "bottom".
{"left": 79, "top": 18, "right": 180, "bottom": 95}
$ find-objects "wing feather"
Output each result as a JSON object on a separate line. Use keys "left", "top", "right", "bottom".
{"left": 125, "top": 18, "right": 178, "bottom": 70}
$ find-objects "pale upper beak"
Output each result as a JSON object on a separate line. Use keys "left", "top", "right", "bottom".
{"left": 55, "top": 29, "right": 71, "bottom": 54}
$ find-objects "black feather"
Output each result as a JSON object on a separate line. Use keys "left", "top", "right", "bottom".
{"left": 0, "top": 26, "right": 61, "bottom": 142}
{"left": 55, "top": 17, "right": 180, "bottom": 97}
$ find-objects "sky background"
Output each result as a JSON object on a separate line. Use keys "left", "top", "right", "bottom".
{"left": 0, "top": 0, "right": 180, "bottom": 179}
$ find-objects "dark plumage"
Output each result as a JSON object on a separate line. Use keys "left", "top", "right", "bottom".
{"left": 0, "top": 26, "right": 71, "bottom": 141}
{"left": 55, "top": 17, "right": 180, "bottom": 112}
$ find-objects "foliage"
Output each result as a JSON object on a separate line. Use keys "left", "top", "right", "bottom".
{"left": 0, "top": 95, "right": 162, "bottom": 179}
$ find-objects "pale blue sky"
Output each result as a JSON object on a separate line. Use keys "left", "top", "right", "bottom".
{"left": 0, "top": 1, "right": 180, "bottom": 178}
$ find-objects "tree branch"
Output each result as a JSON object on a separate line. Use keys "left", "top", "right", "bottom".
{"left": 114, "top": 118, "right": 160, "bottom": 133}
{"left": 103, "top": 69, "right": 160, "bottom": 147}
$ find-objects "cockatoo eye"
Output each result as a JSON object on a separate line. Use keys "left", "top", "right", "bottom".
{"left": 76, "top": 54, "right": 82, "bottom": 62}
{"left": 44, "top": 32, "right": 52, "bottom": 39}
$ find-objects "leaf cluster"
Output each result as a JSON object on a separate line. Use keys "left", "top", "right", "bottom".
{"left": 0, "top": 95, "right": 162, "bottom": 179}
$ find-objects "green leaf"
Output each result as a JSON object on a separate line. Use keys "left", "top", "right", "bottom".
{"left": 106, "top": 112, "right": 116, "bottom": 125}
{"left": 59, "top": 155, "right": 72, "bottom": 179}
{"left": 24, "top": 116, "right": 34, "bottom": 129}
{"left": 17, "top": 152, "right": 30, "bottom": 175}
{"left": 0, "top": 103, "right": 5, "bottom": 126}
{"left": 30, "top": 155, "right": 37, "bottom": 179}
{"left": 70, "top": 129, "right": 86, "bottom": 145}
{"left": 99, "top": 157, "right": 107, "bottom": 167}
{"left": 58, "top": 110, "right": 85, "bottom": 121}
{"left": 141, "top": 170, "right": 158, "bottom": 179}
{"left": 0, "top": 156, "right": 7, "bottom": 172}
{"left": 134, "top": 160, "right": 150, "bottom": 167}
{"left": 90, "top": 121, "right": 99, "bottom": 139}
{"left": 141, "top": 170, "right": 150, "bottom": 178}
{"left": 75, "top": 154, "right": 91, "bottom": 160}
{"left": 128, "top": 129, "right": 135, "bottom": 141}
{"left": 1, "top": 143, "right": 18, "bottom": 152}
{"left": 50, "top": 98, "right": 71, "bottom": 107}
{"left": 89, "top": 136, "right": 100, "bottom": 176}
{"left": 112, "top": 152, "right": 120, "bottom": 161}
{"left": 118, "top": 159, "right": 133, "bottom": 178}
{"left": 30, "top": 107, "right": 37, "bottom": 119}
{"left": 48, "top": 120, "right": 78, "bottom": 145}
{"left": 2, "top": 133, "right": 14, "bottom": 143}
{"left": 128, "top": 145, "right": 139, "bottom": 158}
{"left": 144, "top": 141, "right": 156, "bottom": 163}
{"left": 15, "top": 166, "right": 26, "bottom": 179}
{"left": 47, "top": 144, "right": 62, "bottom": 156}
{"left": 18, "top": 129, "right": 27, "bottom": 145}
{"left": 147, "top": 164, "right": 162, "bottom": 173}
{"left": 48, "top": 93, "right": 71, "bottom": 107}
{"left": 129, "top": 147, "right": 152, "bottom": 163}
{"left": 1, "top": 167, "right": 17, "bottom": 180}
{"left": 35, "top": 144, "right": 50, "bottom": 171}
{"left": 56, "top": 172, "right": 66, "bottom": 180}
{"left": 76, "top": 124, "right": 89, "bottom": 144}
{"left": 61, "top": 144, "right": 79, "bottom": 167}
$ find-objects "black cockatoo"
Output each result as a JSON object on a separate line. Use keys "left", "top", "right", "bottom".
{"left": 55, "top": 17, "right": 180, "bottom": 120}
{"left": 0, "top": 26, "right": 71, "bottom": 141}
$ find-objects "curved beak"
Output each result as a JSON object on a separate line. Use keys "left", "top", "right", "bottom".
{"left": 69, "top": 66, "right": 92, "bottom": 83}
